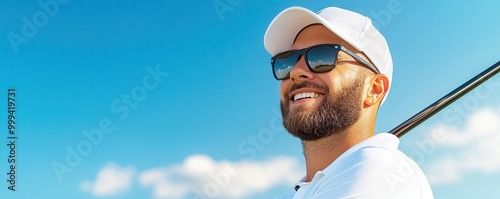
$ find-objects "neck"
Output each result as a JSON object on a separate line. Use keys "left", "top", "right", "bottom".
{"left": 301, "top": 123, "right": 372, "bottom": 182}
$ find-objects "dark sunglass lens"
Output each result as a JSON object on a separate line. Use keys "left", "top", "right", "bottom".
{"left": 273, "top": 51, "right": 297, "bottom": 79}
{"left": 307, "top": 46, "right": 337, "bottom": 72}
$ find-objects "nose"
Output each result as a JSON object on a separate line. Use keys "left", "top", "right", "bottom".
{"left": 289, "top": 55, "right": 314, "bottom": 82}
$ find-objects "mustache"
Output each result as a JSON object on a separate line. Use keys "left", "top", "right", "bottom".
{"left": 285, "top": 81, "right": 328, "bottom": 99}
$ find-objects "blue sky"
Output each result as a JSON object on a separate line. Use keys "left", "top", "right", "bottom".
{"left": 1, "top": 0, "right": 500, "bottom": 198}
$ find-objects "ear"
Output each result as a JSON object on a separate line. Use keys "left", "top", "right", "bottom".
{"left": 364, "top": 74, "right": 390, "bottom": 106}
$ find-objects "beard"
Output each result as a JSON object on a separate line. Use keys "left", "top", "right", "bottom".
{"left": 280, "top": 78, "right": 364, "bottom": 141}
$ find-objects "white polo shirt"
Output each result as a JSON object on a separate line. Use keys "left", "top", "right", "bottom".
{"left": 276, "top": 133, "right": 434, "bottom": 199}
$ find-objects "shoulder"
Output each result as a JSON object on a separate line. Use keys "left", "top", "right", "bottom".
{"left": 330, "top": 134, "right": 417, "bottom": 179}
{"left": 325, "top": 145, "right": 418, "bottom": 187}
{"left": 318, "top": 138, "right": 433, "bottom": 198}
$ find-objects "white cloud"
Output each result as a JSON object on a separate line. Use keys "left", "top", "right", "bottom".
{"left": 81, "top": 162, "right": 135, "bottom": 197}
{"left": 138, "top": 155, "right": 303, "bottom": 199}
{"left": 423, "top": 107, "right": 500, "bottom": 185}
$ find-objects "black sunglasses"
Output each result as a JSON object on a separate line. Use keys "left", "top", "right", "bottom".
{"left": 270, "top": 44, "right": 380, "bottom": 80}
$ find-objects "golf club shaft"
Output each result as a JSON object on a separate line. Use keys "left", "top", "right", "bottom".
{"left": 390, "top": 60, "right": 500, "bottom": 137}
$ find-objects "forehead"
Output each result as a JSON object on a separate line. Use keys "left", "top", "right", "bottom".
{"left": 291, "top": 24, "right": 357, "bottom": 52}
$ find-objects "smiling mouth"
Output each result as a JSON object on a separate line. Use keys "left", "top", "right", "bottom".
{"left": 292, "top": 92, "right": 321, "bottom": 101}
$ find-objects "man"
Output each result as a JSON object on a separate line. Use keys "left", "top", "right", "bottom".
{"left": 263, "top": 6, "right": 433, "bottom": 199}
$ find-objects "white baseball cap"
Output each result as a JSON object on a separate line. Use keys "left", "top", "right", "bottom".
{"left": 264, "top": 6, "right": 393, "bottom": 105}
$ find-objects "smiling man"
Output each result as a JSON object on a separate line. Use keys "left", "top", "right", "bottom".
{"left": 264, "top": 6, "right": 433, "bottom": 199}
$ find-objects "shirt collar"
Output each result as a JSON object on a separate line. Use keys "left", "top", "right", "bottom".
{"left": 294, "top": 170, "right": 325, "bottom": 191}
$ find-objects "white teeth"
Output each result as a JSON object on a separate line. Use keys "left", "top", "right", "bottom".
{"left": 293, "top": 92, "right": 320, "bottom": 101}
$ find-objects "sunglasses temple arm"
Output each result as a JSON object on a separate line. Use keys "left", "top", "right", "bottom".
{"left": 389, "top": 59, "right": 500, "bottom": 137}
{"left": 340, "top": 46, "right": 380, "bottom": 74}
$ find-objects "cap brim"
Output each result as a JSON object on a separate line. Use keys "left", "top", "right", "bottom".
{"left": 265, "top": 6, "right": 354, "bottom": 56}
{"left": 264, "top": 7, "right": 322, "bottom": 55}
